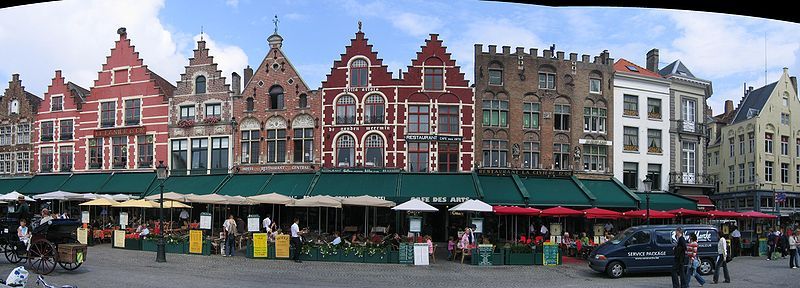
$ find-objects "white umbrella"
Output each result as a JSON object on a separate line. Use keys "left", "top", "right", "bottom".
{"left": 341, "top": 195, "right": 395, "bottom": 207}
{"left": 186, "top": 194, "right": 229, "bottom": 204}
{"left": 247, "top": 193, "right": 295, "bottom": 205}
{"left": 34, "top": 191, "right": 83, "bottom": 201}
{"left": 0, "top": 191, "right": 35, "bottom": 202}
{"left": 223, "top": 195, "right": 256, "bottom": 205}
{"left": 110, "top": 194, "right": 132, "bottom": 202}
{"left": 287, "top": 195, "right": 342, "bottom": 208}
{"left": 391, "top": 199, "right": 438, "bottom": 212}
{"left": 145, "top": 192, "right": 188, "bottom": 202}
{"left": 449, "top": 199, "right": 493, "bottom": 212}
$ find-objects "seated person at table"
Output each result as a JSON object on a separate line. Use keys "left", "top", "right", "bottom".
{"left": 332, "top": 231, "right": 342, "bottom": 245}
{"left": 139, "top": 224, "right": 150, "bottom": 237}
{"left": 580, "top": 232, "right": 590, "bottom": 246}
{"left": 350, "top": 233, "right": 363, "bottom": 245}
{"left": 39, "top": 208, "right": 53, "bottom": 225}
{"left": 458, "top": 230, "right": 470, "bottom": 249}
{"left": 370, "top": 232, "right": 382, "bottom": 244}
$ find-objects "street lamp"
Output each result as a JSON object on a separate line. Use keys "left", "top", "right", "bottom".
{"left": 155, "top": 160, "right": 168, "bottom": 263}
{"left": 643, "top": 174, "right": 653, "bottom": 225}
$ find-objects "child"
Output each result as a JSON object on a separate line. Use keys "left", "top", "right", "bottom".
{"left": 425, "top": 235, "right": 434, "bottom": 257}
{"left": 447, "top": 236, "right": 456, "bottom": 260}
{"left": 17, "top": 218, "right": 31, "bottom": 250}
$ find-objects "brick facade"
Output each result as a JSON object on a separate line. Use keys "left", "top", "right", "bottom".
{"left": 32, "top": 70, "right": 87, "bottom": 173}
{"left": 0, "top": 74, "right": 41, "bottom": 176}
{"left": 474, "top": 45, "right": 614, "bottom": 178}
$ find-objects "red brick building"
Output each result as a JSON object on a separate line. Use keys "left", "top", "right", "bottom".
{"left": 232, "top": 30, "right": 321, "bottom": 173}
{"left": 75, "top": 28, "right": 175, "bottom": 171}
{"left": 0, "top": 74, "right": 41, "bottom": 176}
{"left": 33, "top": 70, "right": 88, "bottom": 173}
{"left": 321, "top": 28, "right": 474, "bottom": 172}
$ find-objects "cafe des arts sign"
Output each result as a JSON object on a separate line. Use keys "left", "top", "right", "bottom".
{"left": 412, "top": 196, "right": 471, "bottom": 204}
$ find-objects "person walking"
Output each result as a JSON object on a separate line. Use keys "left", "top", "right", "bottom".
{"left": 767, "top": 228, "right": 776, "bottom": 260}
{"left": 686, "top": 232, "right": 706, "bottom": 287}
{"left": 290, "top": 218, "right": 303, "bottom": 263}
{"left": 671, "top": 227, "right": 688, "bottom": 288}
{"left": 789, "top": 229, "right": 799, "bottom": 269}
{"left": 730, "top": 226, "right": 741, "bottom": 258}
{"left": 713, "top": 234, "right": 731, "bottom": 284}
{"left": 223, "top": 214, "right": 237, "bottom": 257}
{"left": 781, "top": 228, "right": 790, "bottom": 259}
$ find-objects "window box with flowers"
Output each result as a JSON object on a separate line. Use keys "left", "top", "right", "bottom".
{"left": 363, "top": 243, "right": 390, "bottom": 263}
{"left": 623, "top": 145, "right": 639, "bottom": 152}
{"left": 648, "top": 145, "right": 663, "bottom": 154}
{"left": 506, "top": 243, "right": 535, "bottom": 265}
{"left": 202, "top": 116, "right": 221, "bottom": 125}
{"left": 123, "top": 233, "right": 142, "bottom": 250}
{"left": 340, "top": 245, "right": 366, "bottom": 262}
{"left": 299, "top": 244, "right": 320, "bottom": 261}
{"left": 318, "top": 243, "right": 340, "bottom": 261}
{"left": 623, "top": 109, "right": 638, "bottom": 117}
{"left": 648, "top": 112, "right": 662, "bottom": 120}
{"left": 178, "top": 119, "right": 196, "bottom": 128}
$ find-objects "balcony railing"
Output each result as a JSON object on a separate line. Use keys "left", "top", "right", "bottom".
{"left": 677, "top": 121, "right": 706, "bottom": 135}
{"left": 363, "top": 115, "right": 385, "bottom": 124}
{"left": 336, "top": 116, "right": 356, "bottom": 125}
{"left": 669, "top": 172, "right": 716, "bottom": 187}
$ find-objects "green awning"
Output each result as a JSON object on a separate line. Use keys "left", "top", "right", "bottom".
{"left": 260, "top": 173, "right": 315, "bottom": 198}
{"left": 478, "top": 175, "right": 525, "bottom": 205}
{"left": 216, "top": 174, "right": 271, "bottom": 197}
{"left": 59, "top": 173, "right": 112, "bottom": 193}
{"left": 521, "top": 177, "right": 592, "bottom": 207}
{"left": 635, "top": 192, "right": 698, "bottom": 210}
{"left": 580, "top": 179, "right": 639, "bottom": 208}
{"left": 309, "top": 172, "right": 398, "bottom": 199}
{"left": 399, "top": 173, "right": 478, "bottom": 204}
{"left": 18, "top": 174, "right": 71, "bottom": 195}
{"left": 145, "top": 174, "right": 228, "bottom": 197}
{"left": 0, "top": 177, "right": 32, "bottom": 194}
{"left": 98, "top": 172, "right": 156, "bottom": 195}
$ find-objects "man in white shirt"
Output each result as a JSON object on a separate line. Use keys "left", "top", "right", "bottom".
{"left": 263, "top": 215, "right": 272, "bottom": 233}
{"left": 540, "top": 224, "right": 549, "bottom": 238}
{"left": 713, "top": 234, "right": 731, "bottom": 283}
{"left": 179, "top": 209, "right": 189, "bottom": 221}
{"left": 223, "top": 215, "right": 237, "bottom": 257}
{"left": 290, "top": 218, "right": 302, "bottom": 262}
{"left": 529, "top": 223, "right": 536, "bottom": 237}
{"left": 139, "top": 224, "right": 150, "bottom": 237}
{"left": 604, "top": 222, "right": 614, "bottom": 233}
{"left": 731, "top": 226, "right": 741, "bottom": 257}
{"left": 332, "top": 231, "right": 342, "bottom": 245}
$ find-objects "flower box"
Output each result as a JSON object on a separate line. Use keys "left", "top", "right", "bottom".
{"left": 339, "top": 248, "right": 365, "bottom": 262}
{"left": 492, "top": 251, "right": 505, "bottom": 266}
{"left": 508, "top": 252, "right": 535, "bottom": 265}
{"left": 142, "top": 239, "right": 157, "bottom": 252}
{"left": 165, "top": 242, "right": 184, "bottom": 254}
{"left": 364, "top": 251, "right": 389, "bottom": 263}
{"left": 319, "top": 249, "right": 339, "bottom": 262}
{"left": 300, "top": 245, "right": 319, "bottom": 261}
{"left": 388, "top": 251, "right": 399, "bottom": 263}
{"left": 125, "top": 238, "right": 142, "bottom": 250}
{"left": 534, "top": 253, "right": 544, "bottom": 265}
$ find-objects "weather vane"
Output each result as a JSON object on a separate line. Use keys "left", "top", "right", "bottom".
{"left": 358, "top": 20, "right": 362, "bottom": 32}
{"left": 273, "top": 15, "right": 279, "bottom": 34}
{"left": 200, "top": 25, "right": 204, "bottom": 41}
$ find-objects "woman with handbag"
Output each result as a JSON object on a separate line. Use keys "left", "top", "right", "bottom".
{"left": 789, "top": 230, "right": 799, "bottom": 268}
{"left": 685, "top": 232, "right": 706, "bottom": 286}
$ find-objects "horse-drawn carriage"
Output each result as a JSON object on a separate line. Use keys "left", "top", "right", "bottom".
{"left": 0, "top": 216, "right": 87, "bottom": 275}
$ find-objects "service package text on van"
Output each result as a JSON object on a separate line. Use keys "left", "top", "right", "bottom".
{"left": 626, "top": 251, "right": 667, "bottom": 257}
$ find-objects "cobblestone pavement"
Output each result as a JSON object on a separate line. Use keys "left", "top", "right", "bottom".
{"left": 0, "top": 244, "right": 795, "bottom": 288}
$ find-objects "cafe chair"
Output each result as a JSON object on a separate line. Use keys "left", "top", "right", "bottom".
{"left": 461, "top": 246, "right": 473, "bottom": 264}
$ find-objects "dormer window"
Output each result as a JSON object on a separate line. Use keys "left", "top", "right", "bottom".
{"left": 424, "top": 68, "right": 444, "bottom": 90}
{"left": 195, "top": 76, "right": 206, "bottom": 94}
{"left": 269, "top": 85, "right": 284, "bottom": 110}
{"left": 9, "top": 100, "right": 19, "bottom": 114}
{"left": 488, "top": 69, "right": 503, "bottom": 86}
{"left": 350, "top": 59, "right": 368, "bottom": 87}
{"left": 589, "top": 78, "right": 601, "bottom": 94}
{"left": 51, "top": 96, "right": 63, "bottom": 111}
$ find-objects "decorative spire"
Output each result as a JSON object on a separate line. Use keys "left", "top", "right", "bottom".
{"left": 358, "top": 20, "right": 362, "bottom": 32}
{"left": 273, "top": 15, "right": 279, "bottom": 35}
{"left": 200, "top": 25, "right": 204, "bottom": 41}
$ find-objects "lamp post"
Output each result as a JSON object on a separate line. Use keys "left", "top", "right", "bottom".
{"left": 643, "top": 174, "right": 653, "bottom": 226}
{"left": 156, "top": 160, "right": 168, "bottom": 263}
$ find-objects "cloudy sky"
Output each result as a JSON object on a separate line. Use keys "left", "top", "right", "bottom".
{"left": 1, "top": 0, "right": 799, "bottom": 114}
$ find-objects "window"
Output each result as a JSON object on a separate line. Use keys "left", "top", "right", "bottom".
{"left": 438, "top": 143, "right": 459, "bottom": 172}
{"left": 781, "top": 113, "right": 790, "bottom": 125}
{"left": 114, "top": 69, "right": 128, "bottom": 84}
{"left": 589, "top": 78, "right": 601, "bottom": 93}
{"left": 364, "top": 95, "right": 385, "bottom": 124}
{"left": 171, "top": 139, "right": 188, "bottom": 170}
{"left": 782, "top": 163, "right": 789, "bottom": 183}
{"left": 623, "top": 126, "right": 638, "bottom": 152}
{"left": 765, "top": 161, "right": 774, "bottom": 182}
{"left": 682, "top": 141, "right": 696, "bottom": 175}
{"left": 647, "top": 129, "right": 661, "bottom": 153}
{"left": 738, "top": 163, "right": 745, "bottom": 184}
{"left": 728, "top": 137, "right": 734, "bottom": 158}
{"left": 59, "top": 146, "right": 73, "bottom": 172}
{"left": 16, "top": 152, "right": 30, "bottom": 173}
{"left": 682, "top": 98, "right": 697, "bottom": 123}
{"left": 647, "top": 164, "right": 661, "bottom": 191}
{"left": 57, "top": 120, "right": 73, "bottom": 140}
{"left": 623, "top": 95, "right": 638, "bottom": 116}
{"left": 714, "top": 151, "right": 719, "bottom": 165}
{"left": 9, "top": 100, "right": 19, "bottom": 114}
{"left": 728, "top": 166, "right": 734, "bottom": 185}
{"left": 205, "top": 103, "right": 221, "bottom": 118}
{"left": 488, "top": 69, "right": 503, "bottom": 86}
{"left": 299, "top": 94, "right": 308, "bottom": 108}
{"left": 336, "top": 134, "right": 355, "bottom": 167}
{"left": 738, "top": 135, "right": 745, "bottom": 155}
{"left": 350, "top": 59, "right": 368, "bottom": 87}
{"left": 124, "top": 99, "right": 140, "bottom": 125}
{"left": 582, "top": 144, "right": 607, "bottom": 172}
{"left": 424, "top": 67, "right": 444, "bottom": 90}
{"left": 583, "top": 107, "right": 607, "bottom": 133}
{"left": 112, "top": 136, "right": 127, "bottom": 169}
{"left": 781, "top": 136, "right": 789, "bottom": 155}
{"left": 0, "top": 153, "right": 12, "bottom": 174}
{"left": 538, "top": 72, "right": 555, "bottom": 89}
{"left": 523, "top": 103, "right": 540, "bottom": 129}
{"left": 784, "top": 97, "right": 790, "bottom": 106}
{"left": 408, "top": 142, "right": 430, "bottom": 172}
{"left": 797, "top": 139, "right": 800, "bottom": 157}
{"left": 482, "top": 140, "right": 508, "bottom": 168}
{"left": 629, "top": 231, "right": 651, "bottom": 246}
{"left": 749, "top": 132, "right": 755, "bottom": 153}
{"left": 655, "top": 230, "right": 673, "bottom": 245}
{"left": 0, "top": 126, "right": 11, "bottom": 145}
{"left": 191, "top": 138, "right": 209, "bottom": 170}
{"left": 40, "top": 121, "right": 54, "bottom": 142}
{"left": 40, "top": 147, "right": 53, "bottom": 172}
{"left": 749, "top": 162, "right": 755, "bottom": 182}
{"left": 266, "top": 129, "right": 286, "bottom": 163}
{"left": 482, "top": 100, "right": 508, "bottom": 127}
{"left": 241, "top": 130, "right": 260, "bottom": 164}
{"left": 137, "top": 135, "right": 153, "bottom": 168}
{"left": 211, "top": 137, "right": 229, "bottom": 170}
{"left": 245, "top": 97, "right": 254, "bottom": 112}
{"left": 647, "top": 98, "right": 661, "bottom": 119}
{"left": 765, "top": 133, "right": 773, "bottom": 153}
{"left": 554, "top": 104, "right": 570, "bottom": 131}
{"left": 407, "top": 105, "right": 430, "bottom": 133}
{"left": 16, "top": 123, "right": 30, "bottom": 144}
{"left": 51, "top": 96, "right": 63, "bottom": 111}
{"left": 364, "top": 134, "right": 384, "bottom": 167}
{"left": 796, "top": 164, "right": 800, "bottom": 184}
{"left": 180, "top": 105, "right": 195, "bottom": 121}
{"left": 293, "top": 128, "right": 314, "bottom": 163}
{"left": 269, "top": 85, "right": 284, "bottom": 110}
{"left": 336, "top": 96, "right": 356, "bottom": 124}
{"left": 195, "top": 76, "right": 206, "bottom": 94}
{"left": 554, "top": 143, "right": 570, "bottom": 170}
{"left": 89, "top": 138, "right": 103, "bottom": 169}
{"left": 437, "top": 106, "right": 459, "bottom": 134}
{"left": 101, "top": 101, "right": 115, "bottom": 128}
{"left": 523, "top": 141, "right": 540, "bottom": 169}
{"left": 623, "top": 162, "right": 638, "bottom": 189}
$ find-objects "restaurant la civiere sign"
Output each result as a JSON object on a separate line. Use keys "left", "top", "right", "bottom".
{"left": 93, "top": 126, "right": 147, "bottom": 137}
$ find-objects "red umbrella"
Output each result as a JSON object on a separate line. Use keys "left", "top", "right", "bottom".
{"left": 493, "top": 205, "right": 541, "bottom": 216}
{"left": 739, "top": 211, "right": 779, "bottom": 219}
{"left": 706, "top": 210, "right": 742, "bottom": 218}
{"left": 622, "top": 209, "right": 675, "bottom": 219}
{"left": 580, "top": 207, "right": 622, "bottom": 219}
{"left": 540, "top": 206, "right": 583, "bottom": 217}
{"left": 667, "top": 208, "right": 709, "bottom": 217}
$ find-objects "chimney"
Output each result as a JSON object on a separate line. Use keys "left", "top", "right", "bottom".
{"left": 231, "top": 72, "right": 241, "bottom": 95}
{"left": 724, "top": 100, "right": 733, "bottom": 114}
{"left": 646, "top": 48, "right": 659, "bottom": 72}
{"left": 791, "top": 76, "right": 798, "bottom": 96}
{"left": 243, "top": 66, "right": 253, "bottom": 87}
{"left": 398, "top": 69, "right": 402, "bottom": 80}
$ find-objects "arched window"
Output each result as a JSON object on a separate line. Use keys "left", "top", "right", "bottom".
{"left": 336, "top": 96, "right": 356, "bottom": 124}
{"left": 246, "top": 97, "right": 254, "bottom": 112}
{"left": 269, "top": 85, "right": 284, "bottom": 110}
{"left": 195, "top": 76, "right": 206, "bottom": 94}
{"left": 364, "top": 134, "right": 384, "bottom": 167}
{"left": 350, "top": 59, "right": 368, "bottom": 87}
{"left": 336, "top": 134, "right": 355, "bottom": 167}
{"left": 364, "top": 95, "right": 384, "bottom": 124}
{"left": 299, "top": 94, "right": 308, "bottom": 108}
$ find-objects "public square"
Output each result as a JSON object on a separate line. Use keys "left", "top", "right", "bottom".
{"left": 0, "top": 244, "right": 795, "bottom": 288}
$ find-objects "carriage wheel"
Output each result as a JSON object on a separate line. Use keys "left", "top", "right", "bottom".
{"left": 58, "top": 237, "right": 83, "bottom": 271}
{"left": 3, "top": 242, "right": 23, "bottom": 264}
{"left": 27, "top": 239, "right": 56, "bottom": 275}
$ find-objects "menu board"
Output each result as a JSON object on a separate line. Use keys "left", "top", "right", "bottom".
{"left": 593, "top": 224, "right": 605, "bottom": 237}
{"left": 549, "top": 223, "right": 562, "bottom": 236}
{"left": 543, "top": 243, "right": 560, "bottom": 266}
{"left": 81, "top": 211, "right": 90, "bottom": 224}
{"left": 113, "top": 230, "right": 126, "bottom": 248}
{"left": 77, "top": 228, "right": 88, "bottom": 244}
{"left": 477, "top": 244, "right": 493, "bottom": 266}
{"left": 409, "top": 217, "right": 422, "bottom": 233}
{"left": 472, "top": 218, "right": 484, "bottom": 234}
{"left": 252, "top": 233, "right": 268, "bottom": 258}
{"left": 399, "top": 243, "right": 414, "bottom": 264}
{"left": 247, "top": 215, "right": 260, "bottom": 232}
{"left": 275, "top": 235, "right": 290, "bottom": 258}
{"left": 189, "top": 230, "right": 203, "bottom": 254}
{"left": 119, "top": 212, "right": 129, "bottom": 229}
{"left": 199, "top": 212, "right": 212, "bottom": 230}
{"left": 413, "top": 243, "right": 429, "bottom": 266}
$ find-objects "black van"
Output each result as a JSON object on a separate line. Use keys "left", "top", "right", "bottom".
{"left": 588, "top": 224, "right": 719, "bottom": 278}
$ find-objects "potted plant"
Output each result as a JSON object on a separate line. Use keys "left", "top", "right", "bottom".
{"left": 507, "top": 243, "right": 535, "bottom": 265}
{"left": 318, "top": 243, "right": 339, "bottom": 262}
{"left": 164, "top": 234, "right": 187, "bottom": 254}
{"left": 124, "top": 233, "right": 142, "bottom": 250}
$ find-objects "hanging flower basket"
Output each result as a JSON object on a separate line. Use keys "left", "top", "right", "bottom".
{"left": 202, "top": 116, "right": 220, "bottom": 124}
{"left": 178, "top": 119, "right": 195, "bottom": 128}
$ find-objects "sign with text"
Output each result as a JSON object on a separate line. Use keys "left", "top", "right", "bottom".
{"left": 409, "top": 217, "right": 422, "bottom": 233}
{"left": 247, "top": 215, "right": 260, "bottom": 232}
{"left": 252, "top": 233, "right": 268, "bottom": 258}
{"left": 189, "top": 230, "right": 203, "bottom": 254}
{"left": 199, "top": 212, "right": 212, "bottom": 230}
{"left": 411, "top": 196, "right": 471, "bottom": 204}
{"left": 471, "top": 218, "right": 484, "bottom": 234}
{"left": 543, "top": 243, "right": 560, "bottom": 266}
{"left": 413, "top": 243, "right": 429, "bottom": 266}
{"left": 77, "top": 228, "right": 88, "bottom": 245}
{"left": 119, "top": 212, "right": 128, "bottom": 229}
{"left": 93, "top": 126, "right": 146, "bottom": 138}
{"left": 478, "top": 244, "right": 493, "bottom": 266}
{"left": 322, "top": 168, "right": 402, "bottom": 173}
{"left": 81, "top": 211, "right": 90, "bottom": 224}
{"left": 405, "top": 134, "right": 464, "bottom": 142}
{"left": 399, "top": 243, "right": 414, "bottom": 264}
{"left": 238, "top": 164, "right": 314, "bottom": 173}
{"left": 476, "top": 168, "right": 573, "bottom": 178}
{"left": 549, "top": 223, "right": 562, "bottom": 237}
{"left": 275, "top": 235, "right": 290, "bottom": 258}
{"left": 593, "top": 224, "right": 604, "bottom": 237}
{"left": 113, "top": 230, "right": 125, "bottom": 248}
